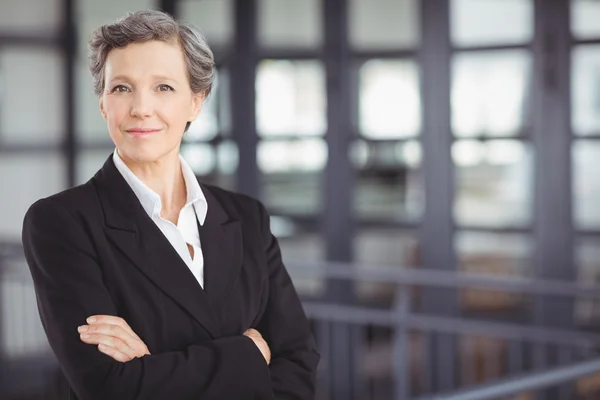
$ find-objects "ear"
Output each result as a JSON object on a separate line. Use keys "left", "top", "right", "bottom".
{"left": 99, "top": 97, "right": 107, "bottom": 120}
{"left": 189, "top": 92, "right": 205, "bottom": 121}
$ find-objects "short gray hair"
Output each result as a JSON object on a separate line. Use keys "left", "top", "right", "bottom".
{"left": 88, "top": 10, "right": 215, "bottom": 98}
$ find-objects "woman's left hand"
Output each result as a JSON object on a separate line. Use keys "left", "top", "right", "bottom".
{"left": 78, "top": 315, "right": 150, "bottom": 362}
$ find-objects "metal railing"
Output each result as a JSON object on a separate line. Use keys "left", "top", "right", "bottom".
{"left": 286, "top": 261, "right": 600, "bottom": 400}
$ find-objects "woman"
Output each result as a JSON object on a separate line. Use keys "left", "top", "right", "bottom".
{"left": 22, "top": 10, "right": 319, "bottom": 400}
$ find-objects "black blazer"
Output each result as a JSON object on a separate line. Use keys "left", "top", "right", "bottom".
{"left": 22, "top": 155, "right": 319, "bottom": 400}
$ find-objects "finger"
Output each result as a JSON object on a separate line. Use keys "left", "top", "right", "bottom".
{"left": 80, "top": 323, "right": 143, "bottom": 351}
{"left": 86, "top": 315, "right": 141, "bottom": 340}
{"left": 97, "top": 343, "right": 132, "bottom": 363}
{"left": 244, "top": 328, "right": 261, "bottom": 337}
{"left": 80, "top": 332, "right": 137, "bottom": 356}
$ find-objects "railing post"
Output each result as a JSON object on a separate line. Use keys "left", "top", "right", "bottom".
{"left": 394, "top": 285, "right": 411, "bottom": 400}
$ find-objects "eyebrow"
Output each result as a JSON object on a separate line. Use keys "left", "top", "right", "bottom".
{"left": 108, "top": 75, "right": 179, "bottom": 84}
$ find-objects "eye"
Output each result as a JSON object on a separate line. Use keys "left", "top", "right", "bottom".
{"left": 157, "top": 84, "right": 174, "bottom": 92}
{"left": 111, "top": 85, "right": 130, "bottom": 93}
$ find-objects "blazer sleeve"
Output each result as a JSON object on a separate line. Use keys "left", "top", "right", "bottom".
{"left": 254, "top": 201, "right": 321, "bottom": 399}
{"left": 22, "top": 197, "right": 273, "bottom": 400}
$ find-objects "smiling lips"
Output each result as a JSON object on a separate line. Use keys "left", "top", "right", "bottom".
{"left": 126, "top": 128, "right": 161, "bottom": 138}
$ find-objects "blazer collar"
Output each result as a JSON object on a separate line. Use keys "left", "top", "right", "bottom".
{"left": 92, "top": 155, "right": 238, "bottom": 338}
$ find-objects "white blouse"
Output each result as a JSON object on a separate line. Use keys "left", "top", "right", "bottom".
{"left": 112, "top": 149, "right": 208, "bottom": 288}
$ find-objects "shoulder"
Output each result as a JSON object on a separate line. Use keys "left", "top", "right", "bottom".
{"left": 24, "top": 180, "right": 100, "bottom": 227}
{"left": 200, "top": 183, "right": 268, "bottom": 222}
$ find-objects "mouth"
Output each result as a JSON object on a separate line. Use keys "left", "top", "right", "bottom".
{"left": 125, "top": 128, "right": 161, "bottom": 138}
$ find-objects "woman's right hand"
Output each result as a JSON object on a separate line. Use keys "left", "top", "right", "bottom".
{"left": 243, "top": 328, "right": 271, "bottom": 365}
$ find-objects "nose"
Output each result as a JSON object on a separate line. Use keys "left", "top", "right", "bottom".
{"left": 130, "top": 91, "right": 153, "bottom": 118}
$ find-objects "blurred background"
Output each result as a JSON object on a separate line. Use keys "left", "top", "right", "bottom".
{"left": 1, "top": 0, "right": 600, "bottom": 399}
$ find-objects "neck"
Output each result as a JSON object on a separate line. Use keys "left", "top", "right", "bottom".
{"left": 117, "top": 147, "right": 187, "bottom": 214}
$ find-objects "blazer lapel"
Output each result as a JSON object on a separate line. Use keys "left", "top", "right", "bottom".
{"left": 199, "top": 186, "right": 243, "bottom": 320}
{"left": 93, "top": 155, "right": 221, "bottom": 338}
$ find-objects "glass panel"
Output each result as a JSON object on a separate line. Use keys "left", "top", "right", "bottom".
{"left": 0, "top": 153, "right": 65, "bottom": 239}
{"left": 452, "top": 50, "right": 531, "bottom": 138}
{"left": 180, "top": 143, "right": 217, "bottom": 176}
{"left": 572, "top": 0, "right": 600, "bottom": 40}
{"left": 77, "top": 0, "right": 155, "bottom": 59}
{"left": 187, "top": 69, "right": 230, "bottom": 141}
{"left": 179, "top": 0, "right": 233, "bottom": 49}
{"left": 0, "top": 48, "right": 64, "bottom": 144}
{"left": 0, "top": 0, "right": 62, "bottom": 34}
{"left": 277, "top": 231, "right": 325, "bottom": 297}
{"left": 573, "top": 141, "right": 600, "bottom": 230}
{"left": 456, "top": 232, "right": 532, "bottom": 313}
{"left": 214, "top": 140, "right": 238, "bottom": 190}
{"left": 451, "top": 0, "right": 533, "bottom": 47}
{"left": 256, "top": 60, "right": 326, "bottom": 137}
{"left": 454, "top": 140, "right": 533, "bottom": 227}
{"left": 77, "top": 60, "right": 109, "bottom": 143}
{"left": 1, "top": 262, "right": 50, "bottom": 358}
{"left": 76, "top": 149, "right": 112, "bottom": 185}
{"left": 359, "top": 59, "right": 421, "bottom": 139}
{"left": 258, "top": 0, "right": 322, "bottom": 49}
{"left": 575, "top": 238, "right": 600, "bottom": 326}
{"left": 349, "top": 0, "right": 419, "bottom": 50}
{"left": 258, "top": 139, "right": 326, "bottom": 214}
{"left": 572, "top": 45, "right": 600, "bottom": 136}
{"left": 352, "top": 140, "right": 423, "bottom": 221}
{"left": 354, "top": 229, "right": 420, "bottom": 306}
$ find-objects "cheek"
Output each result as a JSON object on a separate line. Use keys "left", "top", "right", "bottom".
{"left": 159, "top": 98, "right": 194, "bottom": 128}
{"left": 103, "top": 98, "right": 129, "bottom": 126}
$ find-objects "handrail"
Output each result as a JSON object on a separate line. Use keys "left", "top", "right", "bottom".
{"left": 286, "top": 260, "right": 600, "bottom": 299}
{"left": 415, "top": 358, "right": 600, "bottom": 400}
{"left": 302, "top": 302, "right": 600, "bottom": 347}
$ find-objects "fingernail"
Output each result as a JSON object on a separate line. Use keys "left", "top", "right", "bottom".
{"left": 87, "top": 317, "right": 96, "bottom": 323}
{"left": 77, "top": 325, "right": 88, "bottom": 332}
{"left": 80, "top": 333, "right": 90, "bottom": 339}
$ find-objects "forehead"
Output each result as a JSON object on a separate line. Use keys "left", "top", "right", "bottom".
{"left": 104, "top": 40, "right": 187, "bottom": 80}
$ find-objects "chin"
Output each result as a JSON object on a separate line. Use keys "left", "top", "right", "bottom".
{"left": 119, "top": 142, "right": 178, "bottom": 164}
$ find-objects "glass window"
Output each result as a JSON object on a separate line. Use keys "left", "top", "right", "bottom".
{"left": 352, "top": 140, "right": 423, "bottom": 221}
{"left": 456, "top": 232, "right": 532, "bottom": 312}
{"left": 354, "top": 229, "right": 420, "bottom": 306}
{"left": 452, "top": 50, "right": 532, "bottom": 138}
{"left": 451, "top": 0, "right": 533, "bottom": 47}
{"left": 179, "top": 0, "right": 233, "bottom": 49}
{"left": 0, "top": 48, "right": 65, "bottom": 144}
{"left": 359, "top": 59, "right": 421, "bottom": 139}
{"left": 256, "top": 60, "right": 326, "bottom": 137}
{"left": 214, "top": 140, "right": 238, "bottom": 190}
{"left": 573, "top": 141, "right": 600, "bottom": 230}
{"left": 1, "top": 267, "right": 49, "bottom": 358}
{"left": 187, "top": 70, "right": 230, "bottom": 141}
{"left": 76, "top": 149, "right": 112, "bottom": 185}
{"left": 454, "top": 140, "right": 533, "bottom": 227}
{"left": 258, "top": 139, "right": 326, "bottom": 214}
{"left": 77, "top": 0, "right": 156, "bottom": 59}
{"left": 76, "top": 60, "right": 109, "bottom": 144}
{"left": 180, "top": 143, "right": 217, "bottom": 176}
{"left": 572, "top": 45, "right": 600, "bottom": 136}
{"left": 0, "top": 153, "right": 65, "bottom": 239}
{"left": 575, "top": 238, "right": 600, "bottom": 326}
{"left": 258, "top": 0, "right": 322, "bottom": 49}
{"left": 0, "top": 0, "right": 62, "bottom": 34}
{"left": 348, "top": 0, "right": 419, "bottom": 50}
{"left": 572, "top": 0, "right": 600, "bottom": 40}
{"left": 278, "top": 232, "right": 326, "bottom": 297}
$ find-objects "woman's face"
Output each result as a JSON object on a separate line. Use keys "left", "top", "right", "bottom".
{"left": 99, "top": 40, "right": 203, "bottom": 163}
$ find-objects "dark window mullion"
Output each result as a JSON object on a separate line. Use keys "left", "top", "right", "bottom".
{"left": 420, "top": 0, "right": 458, "bottom": 392}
